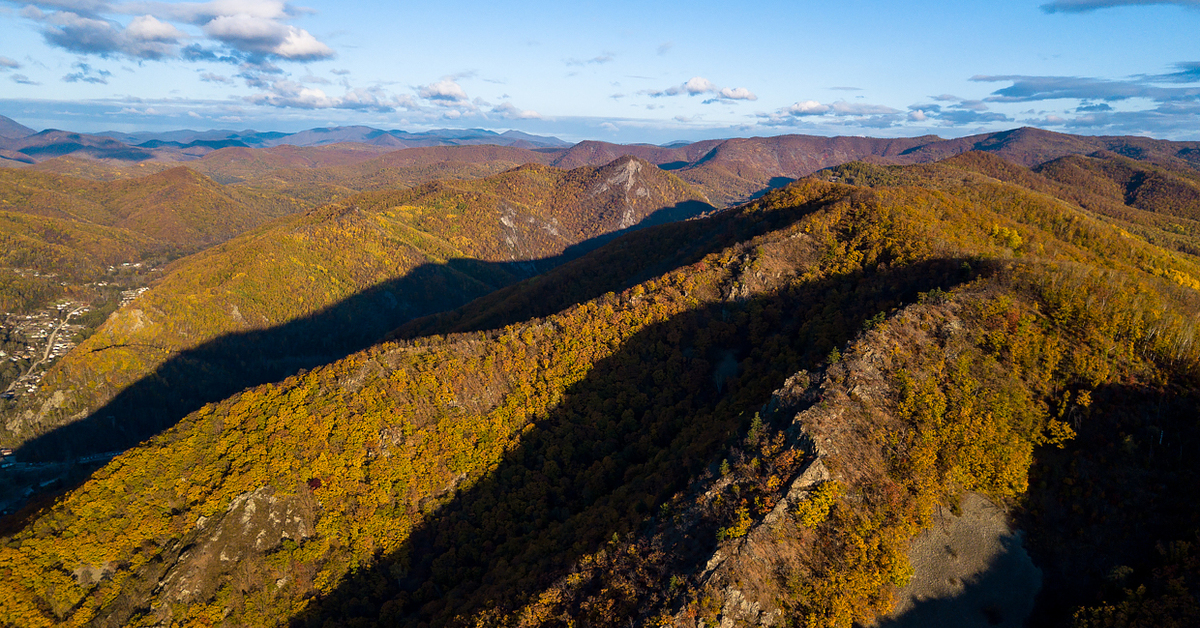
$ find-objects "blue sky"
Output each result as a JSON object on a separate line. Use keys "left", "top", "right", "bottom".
{"left": 0, "top": 0, "right": 1198, "bottom": 143}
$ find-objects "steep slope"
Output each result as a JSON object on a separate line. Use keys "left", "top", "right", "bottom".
{"left": 675, "top": 134, "right": 939, "bottom": 205}
{"left": 549, "top": 135, "right": 936, "bottom": 205}
{"left": 3, "top": 153, "right": 1199, "bottom": 627}
{"left": 0, "top": 166, "right": 306, "bottom": 250}
{"left": 0, "top": 211, "right": 158, "bottom": 312}
{"left": 549, "top": 139, "right": 724, "bottom": 170}
{"left": 0, "top": 114, "right": 36, "bottom": 140}
{"left": 550, "top": 129, "right": 1200, "bottom": 208}
{"left": 897, "top": 126, "right": 1200, "bottom": 171}
{"left": 2, "top": 157, "right": 713, "bottom": 454}
{"left": 1035, "top": 152, "right": 1200, "bottom": 221}
{"left": 99, "top": 167, "right": 305, "bottom": 247}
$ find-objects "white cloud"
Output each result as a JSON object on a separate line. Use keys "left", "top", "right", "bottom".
{"left": 718, "top": 87, "right": 757, "bottom": 101}
{"left": 0, "top": 56, "right": 22, "bottom": 69}
{"left": 418, "top": 77, "right": 469, "bottom": 102}
{"left": 600, "top": 121, "right": 619, "bottom": 132}
{"left": 784, "top": 100, "right": 831, "bottom": 115}
{"left": 125, "top": 14, "right": 182, "bottom": 41}
{"left": 272, "top": 25, "right": 332, "bottom": 59}
{"left": 20, "top": 0, "right": 334, "bottom": 62}
{"left": 201, "top": 14, "right": 329, "bottom": 59}
{"left": 121, "top": 0, "right": 293, "bottom": 24}
{"left": 681, "top": 76, "right": 716, "bottom": 95}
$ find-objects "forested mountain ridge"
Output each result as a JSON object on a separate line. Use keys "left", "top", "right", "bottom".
{"left": 2, "top": 145, "right": 1199, "bottom": 627}
{"left": 0, "top": 165, "right": 306, "bottom": 248}
{"left": 0, "top": 165, "right": 323, "bottom": 316}
{"left": 546, "top": 127, "right": 1200, "bottom": 206}
{"left": 1, "top": 156, "right": 713, "bottom": 455}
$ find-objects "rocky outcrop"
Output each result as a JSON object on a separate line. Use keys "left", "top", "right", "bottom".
{"left": 149, "top": 486, "right": 315, "bottom": 622}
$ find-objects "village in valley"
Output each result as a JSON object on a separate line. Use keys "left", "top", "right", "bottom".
{"left": 0, "top": 263, "right": 158, "bottom": 521}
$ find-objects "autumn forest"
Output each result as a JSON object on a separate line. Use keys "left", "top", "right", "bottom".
{"left": 0, "top": 120, "right": 1199, "bottom": 627}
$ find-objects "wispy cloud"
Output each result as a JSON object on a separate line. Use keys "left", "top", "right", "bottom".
{"left": 973, "top": 65, "right": 1200, "bottom": 135}
{"left": 1041, "top": 0, "right": 1200, "bottom": 12}
{"left": 1148, "top": 61, "right": 1200, "bottom": 83}
{"left": 198, "top": 71, "right": 232, "bottom": 84}
{"left": 62, "top": 61, "right": 111, "bottom": 83}
{"left": 906, "top": 103, "right": 1011, "bottom": 126}
{"left": 0, "top": 56, "right": 21, "bottom": 69}
{"left": 247, "top": 79, "right": 411, "bottom": 112}
{"left": 1023, "top": 102, "right": 1200, "bottom": 135}
{"left": 641, "top": 76, "right": 758, "bottom": 102}
{"left": 972, "top": 67, "right": 1200, "bottom": 103}
{"left": 974, "top": 74, "right": 1177, "bottom": 101}
{"left": 759, "top": 99, "right": 903, "bottom": 127}
{"left": 11, "top": 74, "right": 40, "bottom": 85}
{"left": 491, "top": 101, "right": 541, "bottom": 120}
{"left": 565, "top": 52, "right": 613, "bottom": 66}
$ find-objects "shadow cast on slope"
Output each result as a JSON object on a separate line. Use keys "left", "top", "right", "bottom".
{"left": 876, "top": 533, "right": 1042, "bottom": 628}
{"left": 1017, "top": 382, "right": 1200, "bottom": 627}
{"left": 12, "top": 201, "right": 718, "bottom": 466}
{"left": 288, "top": 257, "right": 977, "bottom": 628}
{"left": 393, "top": 195, "right": 823, "bottom": 341}
{"left": 13, "top": 258, "right": 526, "bottom": 464}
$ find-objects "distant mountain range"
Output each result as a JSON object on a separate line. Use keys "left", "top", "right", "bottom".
{"left": 5, "top": 113, "right": 1200, "bottom": 207}
{"left": 0, "top": 115, "right": 571, "bottom": 165}
{"left": 98, "top": 125, "right": 573, "bottom": 150}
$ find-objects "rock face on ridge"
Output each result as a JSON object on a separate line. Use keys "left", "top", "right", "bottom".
{"left": 150, "top": 486, "right": 316, "bottom": 621}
